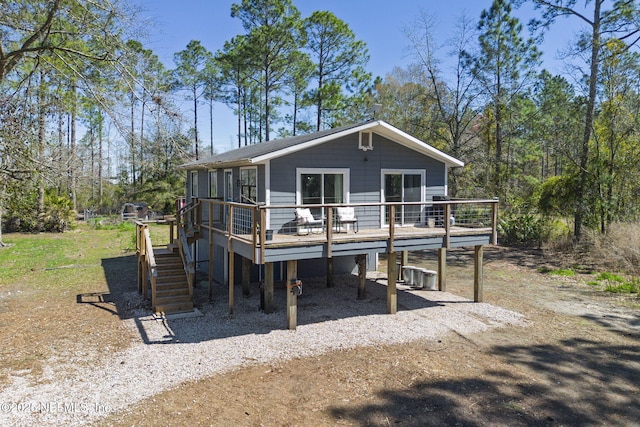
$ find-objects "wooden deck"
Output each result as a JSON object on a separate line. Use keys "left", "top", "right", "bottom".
{"left": 160, "top": 199, "right": 499, "bottom": 329}
{"left": 205, "top": 221, "right": 494, "bottom": 264}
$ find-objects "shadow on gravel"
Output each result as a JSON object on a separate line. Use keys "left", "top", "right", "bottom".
{"left": 131, "top": 276, "right": 445, "bottom": 344}
{"left": 76, "top": 255, "right": 144, "bottom": 320}
{"left": 330, "top": 338, "right": 640, "bottom": 426}
{"left": 87, "top": 253, "right": 446, "bottom": 344}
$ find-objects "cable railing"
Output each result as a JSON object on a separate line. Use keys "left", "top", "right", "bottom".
{"left": 186, "top": 198, "right": 498, "bottom": 264}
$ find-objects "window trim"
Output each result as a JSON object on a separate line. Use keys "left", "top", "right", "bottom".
{"left": 239, "top": 166, "right": 258, "bottom": 204}
{"left": 359, "top": 131, "right": 373, "bottom": 151}
{"left": 208, "top": 169, "right": 218, "bottom": 199}
{"left": 296, "top": 168, "right": 350, "bottom": 205}
{"left": 190, "top": 170, "right": 199, "bottom": 199}
{"left": 380, "top": 168, "right": 426, "bottom": 226}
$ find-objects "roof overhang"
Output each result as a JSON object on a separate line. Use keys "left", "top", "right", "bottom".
{"left": 180, "top": 120, "right": 464, "bottom": 170}
{"left": 252, "top": 121, "right": 463, "bottom": 168}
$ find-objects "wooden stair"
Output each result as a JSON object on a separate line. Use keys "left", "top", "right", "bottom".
{"left": 153, "top": 248, "right": 194, "bottom": 315}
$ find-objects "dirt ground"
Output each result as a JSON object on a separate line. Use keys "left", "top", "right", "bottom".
{"left": 100, "top": 247, "right": 639, "bottom": 427}
{"left": 2, "top": 243, "right": 639, "bottom": 426}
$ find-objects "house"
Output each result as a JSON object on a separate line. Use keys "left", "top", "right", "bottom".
{"left": 169, "top": 120, "right": 497, "bottom": 328}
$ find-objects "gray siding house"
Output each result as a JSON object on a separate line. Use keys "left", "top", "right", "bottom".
{"left": 181, "top": 120, "right": 465, "bottom": 283}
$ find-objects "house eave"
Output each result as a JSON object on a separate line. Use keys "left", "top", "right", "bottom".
{"left": 179, "top": 119, "right": 464, "bottom": 170}
{"left": 180, "top": 158, "right": 255, "bottom": 170}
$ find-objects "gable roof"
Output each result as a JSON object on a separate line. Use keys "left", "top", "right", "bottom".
{"left": 181, "top": 120, "right": 464, "bottom": 169}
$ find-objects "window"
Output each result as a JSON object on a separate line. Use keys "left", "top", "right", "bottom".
{"left": 359, "top": 131, "right": 373, "bottom": 151}
{"left": 239, "top": 167, "right": 257, "bottom": 204}
{"left": 382, "top": 170, "right": 425, "bottom": 225}
{"left": 190, "top": 171, "right": 198, "bottom": 199}
{"left": 209, "top": 169, "right": 218, "bottom": 198}
{"left": 297, "top": 168, "right": 349, "bottom": 218}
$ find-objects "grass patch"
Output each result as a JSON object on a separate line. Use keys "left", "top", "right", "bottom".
{"left": 604, "top": 281, "right": 639, "bottom": 294}
{"left": 0, "top": 221, "right": 167, "bottom": 289}
{"left": 542, "top": 268, "right": 575, "bottom": 276}
{"left": 596, "top": 272, "right": 625, "bottom": 282}
{"left": 587, "top": 281, "right": 601, "bottom": 286}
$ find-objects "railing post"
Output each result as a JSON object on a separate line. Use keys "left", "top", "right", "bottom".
{"left": 491, "top": 200, "right": 499, "bottom": 245}
{"left": 196, "top": 199, "right": 202, "bottom": 230}
{"left": 326, "top": 207, "right": 333, "bottom": 258}
{"left": 228, "top": 205, "right": 234, "bottom": 239}
{"left": 388, "top": 205, "right": 395, "bottom": 253}
{"left": 444, "top": 202, "right": 451, "bottom": 248}
{"left": 260, "top": 207, "right": 267, "bottom": 265}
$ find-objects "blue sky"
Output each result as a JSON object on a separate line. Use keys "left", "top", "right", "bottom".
{"left": 137, "top": 0, "right": 579, "bottom": 152}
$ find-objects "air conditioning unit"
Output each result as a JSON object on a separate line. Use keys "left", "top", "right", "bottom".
{"left": 359, "top": 131, "right": 373, "bottom": 151}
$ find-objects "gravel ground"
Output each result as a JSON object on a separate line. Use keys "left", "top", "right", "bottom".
{"left": 0, "top": 274, "right": 527, "bottom": 426}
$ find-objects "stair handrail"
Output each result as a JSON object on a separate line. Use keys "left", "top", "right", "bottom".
{"left": 178, "top": 198, "right": 201, "bottom": 235}
{"left": 178, "top": 225, "right": 195, "bottom": 297}
{"left": 135, "top": 221, "right": 158, "bottom": 308}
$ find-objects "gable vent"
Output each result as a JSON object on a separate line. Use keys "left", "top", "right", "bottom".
{"left": 359, "top": 131, "right": 373, "bottom": 151}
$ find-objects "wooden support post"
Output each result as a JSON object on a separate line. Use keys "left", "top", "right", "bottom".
{"left": 228, "top": 250, "right": 235, "bottom": 315}
{"left": 400, "top": 251, "right": 409, "bottom": 271}
{"left": 357, "top": 254, "right": 367, "bottom": 300}
{"left": 209, "top": 203, "right": 214, "bottom": 301}
{"left": 264, "top": 262, "right": 274, "bottom": 314}
{"left": 438, "top": 248, "right": 447, "bottom": 291}
{"left": 242, "top": 257, "right": 251, "bottom": 298}
{"left": 387, "top": 251, "right": 397, "bottom": 314}
{"left": 286, "top": 259, "right": 298, "bottom": 330}
{"left": 327, "top": 258, "right": 334, "bottom": 288}
{"left": 474, "top": 245, "right": 483, "bottom": 302}
{"left": 140, "top": 256, "right": 147, "bottom": 299}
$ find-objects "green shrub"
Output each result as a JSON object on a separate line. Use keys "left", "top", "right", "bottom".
{"left": 42, "top": 190, "right": 75, "bottom": 232}
{"left": 596, "top": 272, "right": 625, "bottom": 282}
{"left": 604, "top": 281, "right": 639, "bottom": 294}
{"left": 498, "top": 211, "right": 546, "bottom": 247}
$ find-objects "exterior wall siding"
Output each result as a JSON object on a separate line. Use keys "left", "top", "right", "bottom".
{"left": 267, "top": 132, "right": 447, "bottom": 233}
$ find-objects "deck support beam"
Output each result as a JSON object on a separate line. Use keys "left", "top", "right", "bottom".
{"left": 474, "top": 245, "right": 483, "bottom": 302}
{"left": 208, "top": 206, "right": 214, "bottom": 301}
{"left": 326, "top": 258, "right": 334, "bottom": 288}
{"left": 400, "top": 251, "right": 409, "bottom": 274}
{"left": 263, "top": 262, "right": 274, "bottom": 313}
{"left": 228, "top": 250, "right": 234, "bottom": 315}
{"left": 357, "top": 254, "right": 367, "bottom": 300}
{"left": 438, "top": 248, "right": 447, "bottom": 291}
{"left": 286, "top": 260, "right": 298, "bottom": 330}
{"left": 242, "top": 257, "right": 251, "bottom": 298}
{"left": 387, "top": 251, "right": 397, "bottom": 314}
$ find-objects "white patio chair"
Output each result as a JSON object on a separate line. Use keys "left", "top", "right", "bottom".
{"left": 335, "top": 207, "right": 358, "bottom": 233}
{"left": 295, "top": 208, "right": 323, "bottom": 234}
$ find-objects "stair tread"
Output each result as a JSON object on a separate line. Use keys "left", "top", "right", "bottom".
{"left": 154, "top": 301, "right": 194, "bottom": 315}
{"left": 156, "top": 294, "right": 192, "bottom": 303}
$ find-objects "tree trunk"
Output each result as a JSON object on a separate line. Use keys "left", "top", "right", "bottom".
{"left": 130, "top": 93, "right": 136, "bottom": 187}
{"left": 193, "top": 84, "right": 199, "bottom": 160}
{"left": 574, "top": 1, "right": 602, "bottom": 241}
{"left": 37, "top": 71, "right": 46, "bottom": 231}
{"left": 98, "top": 119, "right": 103, "bottom": 207}
{"left": 70, "top": 91, "right": 77, "bottom": 212}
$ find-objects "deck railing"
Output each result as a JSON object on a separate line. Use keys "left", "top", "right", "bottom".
{"left": 135, "top": 220, "right": 157, "bottom": 307}
{"left": 186, "top": 198, "right": 498, "bottom": 264}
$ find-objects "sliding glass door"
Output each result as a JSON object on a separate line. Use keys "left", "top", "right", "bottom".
{"left": 382, "top": 170, "right": 424, "bottom": 225}
{"left": 298, "top": 169, "right": 348, "bottom": 218}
